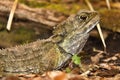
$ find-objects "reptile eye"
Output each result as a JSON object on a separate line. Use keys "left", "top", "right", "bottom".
{"left": 80, "top": 15, "right": 88, "bottom": 20}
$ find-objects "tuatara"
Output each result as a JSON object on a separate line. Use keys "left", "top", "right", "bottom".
{"left": 0, "top": 10, "right": 99, "bottom": 74}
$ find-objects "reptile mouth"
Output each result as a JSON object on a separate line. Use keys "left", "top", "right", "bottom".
{"left": 86, "top": 13, "right": 100, "bottom": 33}
{"left": 80, "top": 12, "right": 100, "bottom": 34}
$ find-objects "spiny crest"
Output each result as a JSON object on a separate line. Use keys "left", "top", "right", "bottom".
{"left": 0, "top": 39, "right": 43, "bottom": 51}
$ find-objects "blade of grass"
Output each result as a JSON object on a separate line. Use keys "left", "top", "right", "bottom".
{"left": 106, "top": 0, "right": 111, "bottom": 10}
{"left": 6, "top": 0, "right": 18, "bottom": 31}
{"left": 85, "top": 0, "right": 106, "bottom": 51}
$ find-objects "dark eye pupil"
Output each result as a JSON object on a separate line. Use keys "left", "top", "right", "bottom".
{"left": 80, "top": 15, "right": 87, "bottom": 20}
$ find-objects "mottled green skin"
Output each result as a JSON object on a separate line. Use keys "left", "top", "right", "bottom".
{"left": 0, "top": 10, "right": 99, "bottom": 74}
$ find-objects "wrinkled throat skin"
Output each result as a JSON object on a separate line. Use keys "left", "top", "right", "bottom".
{"left": 0, "top": 10, "right": 99, "bottom": 75}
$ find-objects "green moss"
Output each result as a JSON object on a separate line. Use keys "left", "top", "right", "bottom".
{"left": 45, "top": 3, "right": 81, "bottom": 14}
{"left": 19, "top": 0, "right": 85, "bottom": 14}
{"left": 46, "top": 3, "right": 68, "bottom": 14}
{"left": 0, "top": 23, "right": 2, "bottom": 30}
{"left": 13, "top": 27, "right": 35, "bottom": 44}
{"left": 0, "top": 22, "right": 5, "bottom": 30}
{"left": 19, "top": 0, "right": 49, "bottom": 8}
{"left": 0, "top": 25, "right": 36, "bottom": 47}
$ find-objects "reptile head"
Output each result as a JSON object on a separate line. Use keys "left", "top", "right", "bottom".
{"left": 53, "top": 10, "right": 99, "bottom": 55}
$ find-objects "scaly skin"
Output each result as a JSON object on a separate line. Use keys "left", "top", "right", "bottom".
{"left": 0, "top": 10, "right": 99, "bottom": 74}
